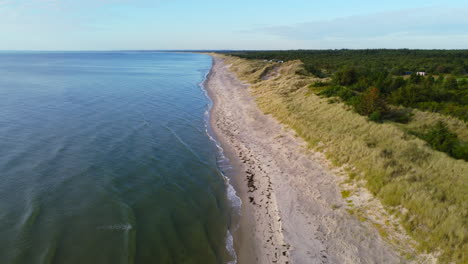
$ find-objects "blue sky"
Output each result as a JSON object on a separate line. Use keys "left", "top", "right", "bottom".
{"left": 1, "top": 0, "right": 467, "bottom": 50}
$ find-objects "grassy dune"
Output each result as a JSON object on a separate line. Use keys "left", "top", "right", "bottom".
{"left": 218, "top": 54, "right": 468, "bottom": 263}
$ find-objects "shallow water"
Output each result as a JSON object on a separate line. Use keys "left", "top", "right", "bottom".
{"left": 0, "top": 52, "right": 235, "bottom": 263}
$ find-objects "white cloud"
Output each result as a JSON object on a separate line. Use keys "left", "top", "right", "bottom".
{"left": 253, "top": 7, "right": 468, "bottom": 48}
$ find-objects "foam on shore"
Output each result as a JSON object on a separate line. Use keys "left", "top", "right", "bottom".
{"left": 200, "top": 61, "right": 241, "bottom": 264}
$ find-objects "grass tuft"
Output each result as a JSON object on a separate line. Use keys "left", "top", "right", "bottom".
{"left": 341, "top": 190, "right": 351, "bottom": 199}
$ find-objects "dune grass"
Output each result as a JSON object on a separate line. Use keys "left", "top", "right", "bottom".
{"left": 218, "top": 54, "right": 468, "bottom": 263}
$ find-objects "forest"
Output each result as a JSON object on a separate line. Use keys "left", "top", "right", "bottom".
{"left": 224, "top": 50, "right": 468, "bottom": 160}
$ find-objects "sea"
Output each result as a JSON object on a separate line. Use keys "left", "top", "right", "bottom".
{"left": 0, "top": 51, "right": 240, "bottom": 264}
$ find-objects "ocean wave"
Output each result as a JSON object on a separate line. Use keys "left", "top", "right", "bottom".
{"left": 199, "top": 61, "right": 241, "bottom": 264}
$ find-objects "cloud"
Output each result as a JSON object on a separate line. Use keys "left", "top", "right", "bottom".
{"left": 256, "top": 7, "right": 468, "bottom": 43}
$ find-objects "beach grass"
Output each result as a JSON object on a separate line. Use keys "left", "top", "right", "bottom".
{"left": 218, "top": 54, "right": 468, "bottom": 263}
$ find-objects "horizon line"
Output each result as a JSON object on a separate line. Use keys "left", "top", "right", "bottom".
{"left": 1, "top": 48, "right": 468, "bottom": 52}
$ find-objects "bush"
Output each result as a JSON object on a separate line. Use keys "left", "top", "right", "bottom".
{"left": 337, "top": 87, "right": 355, "bottom": 101}
{"left": 335, "top": 67, "right": 358, "bottom": 86}
{"left": 369, "top": 111, "right": 383, "bottom": 122}
{"left": 318, "top": 85, "right": 344, "bottom": 97}
{"left": 445, "top": 76, "right": 459, "bottom": 90}
{"left": 452, "top": 143, "right": 468, "bottom": 160}
{"left": 304, "top": 64, "right": 326, "bottom": 78}
{"left": 355, "top": 87, "right": 387, "bottom": 116}
{"left": 382, "top": 108, "right": 412, "bottom": 123}
{"left": 311, "top": 81, "right": 331, "bottom": 87}
{"left": 422, "top": 122, "right": 458, "bottom": 152}
{"left": 416, "top": 121, "right": 468, "bottom": 161}
{"left": 319, "top": 86, "right": 411, "bottom": 123}
{"left": 459, "top": 78, "right": 467, "bottom": 87}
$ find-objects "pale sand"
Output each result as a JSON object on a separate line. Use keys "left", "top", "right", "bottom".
{"left": 206, "top": 56, "right": 406, "bottom": 264}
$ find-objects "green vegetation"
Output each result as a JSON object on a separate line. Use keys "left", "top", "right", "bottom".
{"left": 412, "top": 121, "right": 468, "bottom": 161}
{"left": 217, "top": 54, "right": 468, "bottom": 263}
{"left": 313, "top": 72, "right": 468, "bottom": 122}
{"left": 311, "top": 75, "right": 468, "bottom": 159}
{"left": 227, "top": 49, "right": 468, "bottom": 159}
{"left": 340, "top": 190, "right": 351, "bottom": 199}
{"left": 226, "top": 49, "right": 468, "bottom": 75}
{"left": 226, "top": 50, "right": 468, "bottom": 122}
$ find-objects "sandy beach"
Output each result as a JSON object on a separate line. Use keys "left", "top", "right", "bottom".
{"left": 206, "top": 55, "right": 406, "bottom": 264}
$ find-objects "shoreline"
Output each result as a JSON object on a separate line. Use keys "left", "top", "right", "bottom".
{"left": 200, "top": 59, "right": 242, "bottom": 263}
{"left": 205, "top": 55, "right": 410, "bottom": 263}
{"left": 204, "top": 57, "right": 258, "bottom": 263}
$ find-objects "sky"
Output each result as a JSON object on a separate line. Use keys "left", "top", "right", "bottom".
{"left": 0, "top": 0, "right": 467, "bottom": 50}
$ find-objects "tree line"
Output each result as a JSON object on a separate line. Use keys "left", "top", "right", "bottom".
{"left": 226, "top": 49, "right": 468, "bottom": 76}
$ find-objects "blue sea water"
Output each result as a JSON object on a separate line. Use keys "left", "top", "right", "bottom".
{"left": 0, "top": 52, "right": 238, "bottom": 263}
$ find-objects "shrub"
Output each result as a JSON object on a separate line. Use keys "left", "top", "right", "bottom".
{"left": 318, "top": 85, "right": 344, "bottom": 97}
{"left": 369, "top": 111, "right": 383, "bottom": 122}
{"left": 415, "top": 121, "right": 468, "bottom": 161}
{"left": 311, "top": 81, "right": 331, "bottom": 87}
{"left": 445, "top": 76, "right": 459, "bottom": 90}
{"left": 304, "top": 64, "right": 326, "bottom": 78}
{"left": 422, "top": 122, "right": 458, "bottom": 152}
{"left": 335, "top": 67, "right": 358, "bottom": 86}
{"left": 382, "top": 108, "right": 412, "bottom": 123}
{"left": 453, "top": 143, "right": 468, "bottom": 160}
{"left": 355, "top": 87, "right": 387, "bottom": 116}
